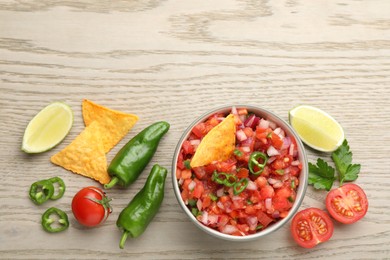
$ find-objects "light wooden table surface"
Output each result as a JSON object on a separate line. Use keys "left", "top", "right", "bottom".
{"left": 1, "top": 1, "right": 390, "bottom": 259}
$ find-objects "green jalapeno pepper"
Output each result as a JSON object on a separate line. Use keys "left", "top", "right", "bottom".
{"left": 212, "top": 171, "right": 237, "bottom": 187}
{"left": 41, "top": 207, "right": 69, "bottom": 233}
{"left": 116, "top": 164, "right": 167, "bottom": 249}
{"left": 233, "top": 178, "right": 249, "bottom": 195}
{"left": 104, "top": 121, "right": 170, "bottom": 189}
{"left": 248, "top": 151, "right": 268, "bottom": 175}
{"left": 29, "top": 180, "right": 55, "bottom": 205}
{"left": 48, "top": 177, "right": 66, "bottom": 200}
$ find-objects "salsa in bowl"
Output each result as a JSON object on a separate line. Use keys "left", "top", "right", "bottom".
{"left": 172, "top": 105, "right": 308, "bottom": 241}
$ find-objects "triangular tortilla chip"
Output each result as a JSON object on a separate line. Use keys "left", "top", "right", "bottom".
{"left": 190, "top": 114, "right": 236, "bottom": 168}
{"left": 82, "top": 99, "right": 138, "bottom": 153}
{"left": 51, "top": 121, "right": 110, "bottom": 184}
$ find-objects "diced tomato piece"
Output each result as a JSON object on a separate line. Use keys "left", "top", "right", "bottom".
{"left": 181, "top": 169, "right": 192, "bottom": 180}
{"left": 237, "top": 108, "right": 248, "bottom": 115}
{"left": 289, "top": 166, "right": 301, "bottom": 176}
{"left": 273, "top": 187, "right": 294, "bottom": 212}
{"left": 215, "top": 157, "right": 237, "bottom": 173}
{"left": 254, "top": 176, "right": 267, "bottom": 188}
{"left": 182, "top": 140, "right": 195, "bottom": 155}
{"left": 270, "top": 132, "right": 283, "bottom": 149}
{"left": 182, "top": 179, "right": 192, "bottom": 190}
{"left": 249, "top": 190, "right": 261, "bottom": 204}
{"left": 237, "top": 223, "right": 250, "bottom": 234}
{"left": 192, "top": 180, "right": 204, "bottom": 199}
{"left": 202, "top": 194, "right": 212, "bottom": 209}
{"left": 181, "top": 189, "right": 189, "bottom": 202}
{"left": 257, "top": 211, "right": 273, "bottom": 227}
{"left": 193, "top": 167, "right": 206, "bottom": 179}
{"left": 245, "top": 205, "right": 257, "bottom": 215}
{"left": 176, "top": 168, "right": 182, "bottom": 180}
{"left": 236, "top": 168, "right": 249, "bottom": 178}
{"left": 243, "top": 127, "right": 254, "bottom": 138}
{"left": 272, "top": 156, "right": 292, "bottom": 170}
{"left": 192, "top": 123, "right": 207, "bottom": 138}
{"left": 260, "top": 185, "right": 274, "bottom": 199}
{"left": 177, "top": 152, "right": 185, "bottom": 170}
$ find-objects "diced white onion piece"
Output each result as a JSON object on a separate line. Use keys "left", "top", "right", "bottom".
{"left": 222, "top": 225, "right": 238, "bottom": 234}
{"left": 273, "top": 127, "right": 282, "bottom": 136}
{"left": 265, "top": 198, "right": 272, "bottom": 211}
{"left": 268, "top": 121, "right": 277, "bottom": 129}
{"left": 216, "top": 188, "right": 225, "bottom": 197}
{"left": 259, "top": 118, "right": 270, "bottom": 129}
{"left": 281, "top": 137, "right": 291, "bottom": 150}
{"left": 190, "top": 139, "right": 201, "bottom": 146}
{"left": 178, "top": 178, "right": 184, "bottom": 185}
{"left": 201, "top": 211, "right": 208, "bottom": 224}
{"left": 246, "top": 180, "right": 257, "bottom": 190}
{"left": 236, "top": 129, "right": 247, "bottom": 141}
{"left": 268, "top": 178, "right": 279, "bottom": 185}
{"left": 231, "top": 106, "right": 238, "bottom": 115}
{"left": 188, "top": 181, "right": 196, "bottom": 191}
{"left": 291, "top": 160, "right": 300, "bottom": 166}
{"left": 241, "top": 146, "right": 251, "bottom": 153}
{"left": 267, "top": 156, "right": 276, "bottom": 164}
{"left": 267, "top": 145, "right": 280, "bottom": 157}
{"left": 273, "top": 181, "right": 283, "bottom": 189}
{"left": 208, "top": 214, "right": 218, "bottom": 224}
{"left": 289, "top": 143, "right": 295, "bottom": 156}
{"left": 197, "top": 199, "right": 203, "bottom": 211}
{"left": 217, "top": 201, "right": 224, "bottom": 209}
{"left": 247, "top": 216, "right": 258, "bottom": 230}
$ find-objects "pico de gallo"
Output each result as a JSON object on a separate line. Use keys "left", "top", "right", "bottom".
{"left": 176, "top": 107, "right": 302, "bottom": 236}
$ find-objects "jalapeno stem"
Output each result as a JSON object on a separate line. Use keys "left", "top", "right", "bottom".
{"left": 119, "top": 230, "right": 130, "bottom": 249}
{"left": 104, "top": 177, "right": 119, "bottom": 189}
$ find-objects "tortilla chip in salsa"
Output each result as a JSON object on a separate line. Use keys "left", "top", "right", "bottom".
{"left": 190, "top": 114, "right": 236, "bottom": 168}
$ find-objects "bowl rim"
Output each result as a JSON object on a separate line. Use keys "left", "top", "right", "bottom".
{"left": 171, "top": 105, "right": 308, "bottom": 241}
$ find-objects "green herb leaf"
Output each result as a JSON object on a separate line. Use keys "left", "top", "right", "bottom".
{"left": 233, "top": 149, "right": 243, "bottom": 157}
{"left": 308, "top": 158, "right": 336, "bottom": 191}
{"left": 331, "top": 139, "right": 361, "bottom": 185}
{"left": 184, "top": 159, "right": 191, "bottom": 170}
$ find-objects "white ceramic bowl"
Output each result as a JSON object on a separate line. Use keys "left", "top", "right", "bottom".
{"left": 172, "top": 105, "right": 308, "bottom": 241}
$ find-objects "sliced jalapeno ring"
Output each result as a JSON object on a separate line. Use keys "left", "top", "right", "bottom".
{"left": 29, "top": 180, "right": 54, "bottom": 205}
{"left": 233, "top": 178, "right": 249, "bottom": 195}
{"left": 248, "top": 152, "right": 268, "bottom": 175}
{"left": 41, "top": 207, "right": 69, "bottom": 233}
{"left": 48, "top": 177, "right": 66, "bottom": 200}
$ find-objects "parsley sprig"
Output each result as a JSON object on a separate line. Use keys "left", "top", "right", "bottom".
{"left": 308, "top": 139, "right": 361, "bottom": 190}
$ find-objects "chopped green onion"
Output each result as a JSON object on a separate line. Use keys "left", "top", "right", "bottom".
{"left": 288, "top": 196, "right": 295, "bottom": 203}
{"left": 275, "top": 169, "right": 285, "bottom": 175}
{"left": 246, "top": 200, "right": 253, "bottom": 205}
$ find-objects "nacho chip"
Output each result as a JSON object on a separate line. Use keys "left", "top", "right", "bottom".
{"left": 190, "top": 114, "right": 236, "bottom": 168}
{"left": 50, "top": 121, "right": 110, "bottom": 184}
{"left": 82, "top": 99, "right": 138, "bottom": 153}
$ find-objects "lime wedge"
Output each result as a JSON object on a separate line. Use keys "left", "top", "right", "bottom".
{"left": 289, "top": 105, "right": 344, "bottom": 152}
{"left": 22, "top": 102, "right": 73, "bottom": 153}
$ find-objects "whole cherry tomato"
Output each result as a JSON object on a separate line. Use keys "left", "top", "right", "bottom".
{"left": 71, "top": 186, "right": 112, "bottom": 227}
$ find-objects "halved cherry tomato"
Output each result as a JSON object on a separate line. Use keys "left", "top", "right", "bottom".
{"left": 326, "top": 183, "right": 368, "bottom": 224}
{"left": 291, "top": 208, "right": 334, "bottom": 248}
